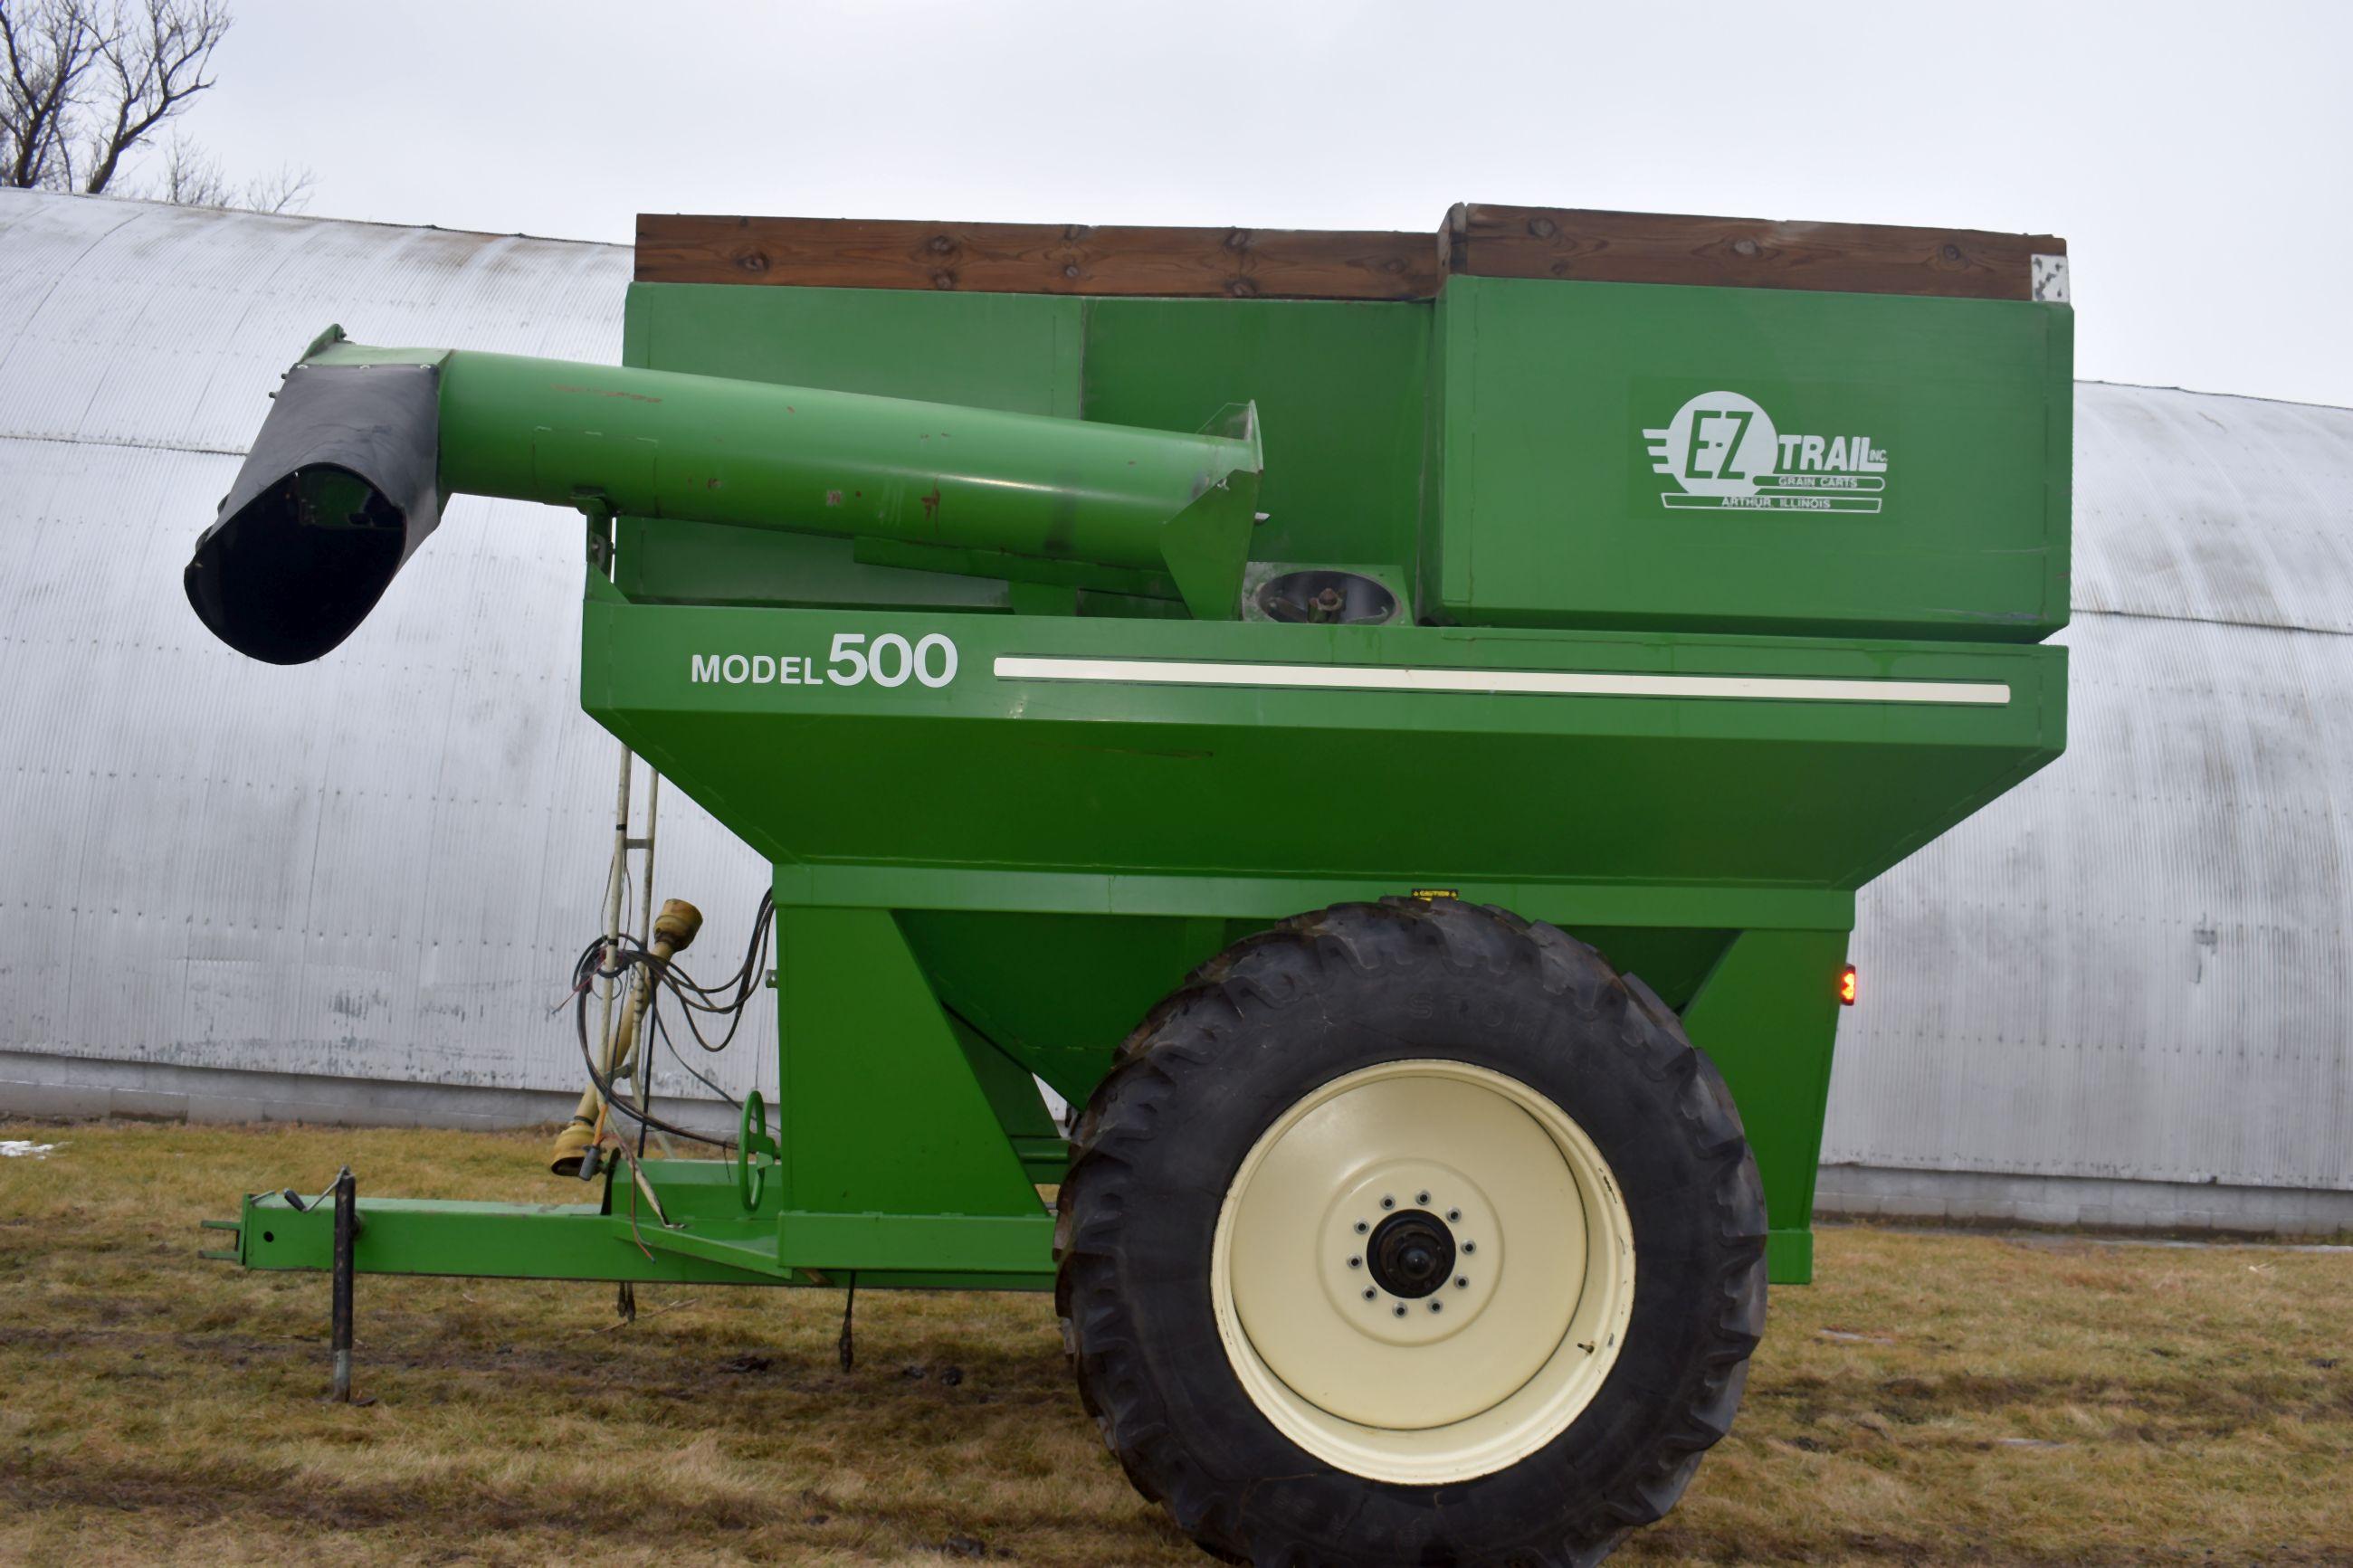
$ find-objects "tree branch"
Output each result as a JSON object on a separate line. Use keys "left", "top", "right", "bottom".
{"left": 5, "top": 1, "right": 287, "bottom": 214}
{"left": 81, "top": 0, "right": 226, "bottom": 195}
{"left": 0, "top": 1, "right": 109, "bottom": 191}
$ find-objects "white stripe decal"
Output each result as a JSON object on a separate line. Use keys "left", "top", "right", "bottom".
{"left": 993, "top": 655, "right": 2009, "bottom": 707}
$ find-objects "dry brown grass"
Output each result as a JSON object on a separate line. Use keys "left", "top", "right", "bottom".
{"left": 1, "top": 1118, "right": 2348, "bottom": 1567}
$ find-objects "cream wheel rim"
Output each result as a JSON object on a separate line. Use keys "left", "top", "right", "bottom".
{"left": 1209, "top": 1059, "right": 1635, "bottom": 1485}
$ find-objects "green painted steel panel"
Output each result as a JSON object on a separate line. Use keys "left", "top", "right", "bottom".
{"left": 1680, "top": 928, "right": 1856, "bottom": 1285}
{"left": 586, "top": 598, "right": 2064, "bottom": 892}
{"left": 772, "top": 906, "right": 1047, "bottom": 1221}
{"left": 902, "top": 917, "right": 1733, "bottom": 1107}
{"left": 904, "top": 909, "right": 1237, "bottom": 1104}
{"left": 1432, "top": 277, "right": 2072, "bottom": 641}
{"left": 580, "top": 573, "right": 2059, "bottom": 1288}
{"left": 612, "top": 288, "right": 1435, "bottom": 619}
{"left": 625, "top": 282, "right": 1088, "bottom": 413}
{"left": 1078, "top": 298, "right": 1430, "bottom": 594}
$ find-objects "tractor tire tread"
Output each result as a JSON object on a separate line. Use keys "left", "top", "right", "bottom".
{"left": 1056, "top": 898, "right": 1767, "bottom": 1568}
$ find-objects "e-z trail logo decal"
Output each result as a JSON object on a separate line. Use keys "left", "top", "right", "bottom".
{"left": 1642, "top": 391, "right": 1888, "bottom": 514}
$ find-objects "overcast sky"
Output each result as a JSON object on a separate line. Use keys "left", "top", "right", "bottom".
{"left": 169, "top": 0, "right": 2351, "bottom": 408}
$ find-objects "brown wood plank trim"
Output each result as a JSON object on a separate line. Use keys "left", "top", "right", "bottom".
{"left": 634, "top": 208, "right": 2064, "bottom": 302}
{"left": 1446, "top": 204, "right": 2062, "bottom": 301}
{"left": 634, "top": 215, "right": 1444, "bottom": 300}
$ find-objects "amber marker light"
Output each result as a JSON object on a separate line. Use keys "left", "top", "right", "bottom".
{"left": 1837, "top": 965, "right": 1858, "bottom": 1006}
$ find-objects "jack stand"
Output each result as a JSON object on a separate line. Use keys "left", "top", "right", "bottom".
{"left": 329, "top": 1167, "right": 357, "bottom": 1402}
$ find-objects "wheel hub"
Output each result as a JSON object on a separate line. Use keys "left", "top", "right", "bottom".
{"left": 1213, "top": 1060, "right": 1636, "bottom": 1482}
{"left": 1315, "top": 1161, "right": 1501, "bottom": 1350}
{"left": 1367, "top": 1210, "right": 1453, "bottom": 1298}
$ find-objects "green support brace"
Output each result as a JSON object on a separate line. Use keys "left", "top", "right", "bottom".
{"left": 1679, "top": 928, "right": 1856, "bottom": 1284}
{"left": 773, "top": 904, "right": 1053, "bottom": 1229}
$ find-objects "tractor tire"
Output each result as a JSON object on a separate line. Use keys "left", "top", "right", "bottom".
{"left": 1054, "top": 898, "right": 1767, "bottom": 1568}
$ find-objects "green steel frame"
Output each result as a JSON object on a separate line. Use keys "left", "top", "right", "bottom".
{"left": 230, "top": 596, "right": 2060, "bottom": 1290}
{"left": 213, "top": 214, "right": 2072, "bottom": 1297}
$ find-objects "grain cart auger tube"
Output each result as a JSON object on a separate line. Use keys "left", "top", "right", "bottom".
{"left": 194, "top": 203, "right": 2072, "bottom": 1568}
{"left": 184, "top": 325, "right": 1265, "bottom": 661}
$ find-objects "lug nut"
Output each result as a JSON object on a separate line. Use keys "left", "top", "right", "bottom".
{"left": 1363, "top": 1287, "right": 1377, "bottom": 1300}
{"left": 1355, "top": 1221, "right": 1368, "bottom": 1234}
{"left": 1446, "top": 1209, "right": 1461, "bottom": 1222}
{"left": 1393, "top": 1305, "right": 1407, "bottom": 1318}
{"left": 1416, "top": 1190, "right": 1431, "bottom": 1204}
{"left": 1462, "top": 1240, "right": 1476, "bottom": 1254}
{"left": 1429, "top": 1301, "right": 1443, "bottom": 1313}
{"left": 1380, "top": 1195, "right": 1395, "bottom": 1210}
{"left": 1455, "top": 1276, "right": 1468, "bottom": 1288}
{"left": 1348, "top": 1256, "right": 1362, "bottom": 1269}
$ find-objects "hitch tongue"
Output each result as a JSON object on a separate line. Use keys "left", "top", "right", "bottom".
{"left": 197, "top": 1217, "right": 241, "bottom": 1263}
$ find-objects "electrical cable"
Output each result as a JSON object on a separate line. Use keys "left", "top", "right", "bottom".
{"left": 571, "top": 972, "right": 725, "bottom": 1148}
{"left": 566, "top": 886, "right": 772, "bottom": 1149}
{"left": 654, "top": 1004, "right": 742, "bottom": 1108}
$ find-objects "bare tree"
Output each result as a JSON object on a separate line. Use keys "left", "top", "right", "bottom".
{"left": 238, "top": 157, "right": 308, "bottom": 214}
{"left": 0, "top": 1, "right": 301, "bottom": 212}
{"left": 79, "top": 0, "right": 226, "bottom": 195}
{"left": 0, "top": 2, "right": 105, "bottom": 190}
{"left": 156, "top": 133, "right": 306, "bottom": 212}
{"left": 149, "top": 124, "right": 218, "bottom": 202}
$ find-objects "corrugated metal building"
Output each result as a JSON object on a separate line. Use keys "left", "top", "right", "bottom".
{"left": 0, "top": 189, "right": 770, "bottom": 1131}
{"left": 2, "top": 189, "right": 2345, "bottom": 1231}
{"left": 1825, "top": 383, "right": 2353, "bottom": 1232}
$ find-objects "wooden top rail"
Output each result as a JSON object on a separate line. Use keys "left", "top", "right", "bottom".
{"left": 636, "top": 204, "right": 2062, "bottom": 303}
{"left": 1444, "top": 204, "right": 2062, "bottom": 301}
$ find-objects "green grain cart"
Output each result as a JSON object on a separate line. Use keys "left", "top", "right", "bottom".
{"left": 187, "top": 203, "right": 2070, "bottom": 1566}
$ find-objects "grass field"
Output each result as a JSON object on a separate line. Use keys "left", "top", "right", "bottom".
{"left": 2, "top": 1119, "right": 2348, "bottom": 1566}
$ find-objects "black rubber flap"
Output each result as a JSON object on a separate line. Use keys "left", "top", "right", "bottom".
{"left": 185, "top": 361, "right": 443, "bottom": 664}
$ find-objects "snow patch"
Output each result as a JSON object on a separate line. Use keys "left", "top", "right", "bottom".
{"left": 1, "top": 1139, "right": 61, "bottom": 1159}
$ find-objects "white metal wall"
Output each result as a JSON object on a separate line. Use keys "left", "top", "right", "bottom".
{"left": 0, "top": 189, "right": 770, "bottom": 1109}
{"left": 1828, "top": 384, "right": 2353, "bottom": 1201}
{"left": 2, "top": 191, "right": 2346, "bottom": 1212}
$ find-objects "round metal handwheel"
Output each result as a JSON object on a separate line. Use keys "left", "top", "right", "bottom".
{"left": 735, "top": 1088, "right": 781, "bottom": 1212}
